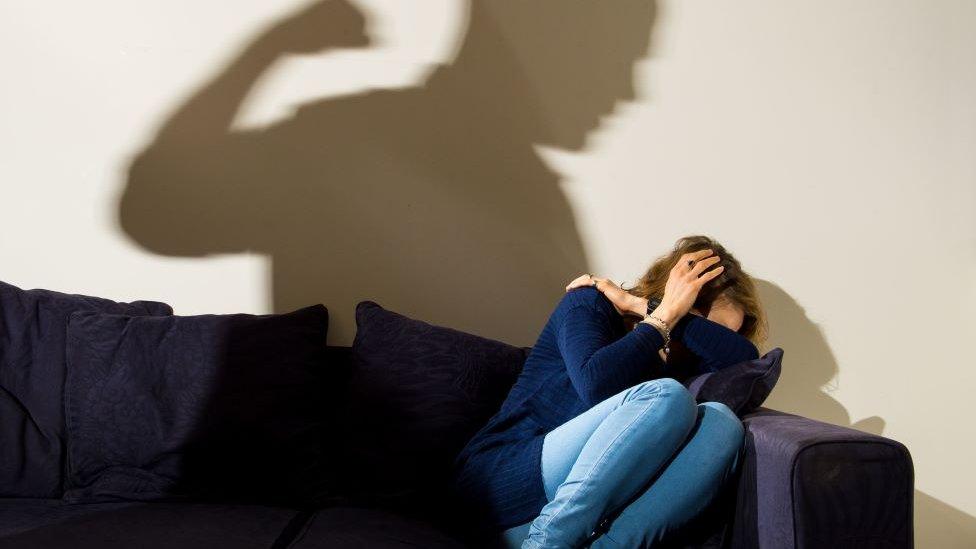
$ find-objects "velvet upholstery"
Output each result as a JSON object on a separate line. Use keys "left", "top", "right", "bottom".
{"left": 0, "top": 280, "right": 172, "bottom": 498}
{"left": 333, "top": 301, "right": 528, "bottom": 518}
{"left": 681, "top": 347, "right": 784, "bottom": 416}
{"left": 61, "top": 305, "right": 338, "bottom": 507}
{"left": 729, "top": 407, "right": 914, "bottom": 548}
{"left": 285, "top": 506, "right": 467, "bottom": 548}
{"left": 0, "top": 499, "right": 301, "bottom": 549}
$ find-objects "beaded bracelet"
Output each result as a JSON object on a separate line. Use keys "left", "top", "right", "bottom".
{"left": 639, "top": 315, "right": 671, "bottom": 355}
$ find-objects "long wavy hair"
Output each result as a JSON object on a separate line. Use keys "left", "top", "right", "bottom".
{"left": 623, "top": 235, "right": 769, "bottom": 349}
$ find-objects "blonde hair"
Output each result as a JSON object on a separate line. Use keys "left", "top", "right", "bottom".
{"left": 624, "top": 234, "right": 769, "bottom": 348}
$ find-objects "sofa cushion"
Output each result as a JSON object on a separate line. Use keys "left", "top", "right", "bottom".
{"left": 0, "top": 499, "right": 302, "bottom": 549}
{"left": 62, "top": 305, "right": 340, "bottom": 507}
{"left": 0, "top": 498, "right": 144, "bottom": 539}
{"left": 681, "top": 347, "right": 784, "bottom": 417}
{"left": 286, "top": 506, "right": 466, "bottom": 549}
{"left": 0, "top": 280, "right": 173, "bottom": 498}
{"left": 336, "top": 301, "right": 526, "bottom": 512}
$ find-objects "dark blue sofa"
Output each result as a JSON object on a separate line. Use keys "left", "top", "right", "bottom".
{"left": 0, "top": 338, "right": 914, "bottom": 549}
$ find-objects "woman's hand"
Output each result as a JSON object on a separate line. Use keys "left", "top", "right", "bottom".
{"left": 565, "top": 274, "right": 643, "bottom": 317}
{"left": 657, "top": 248, "right": 725, "bottom": 324}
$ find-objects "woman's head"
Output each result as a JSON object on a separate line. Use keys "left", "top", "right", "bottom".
{"left": 625, "top": 235, "right": 769, "bottom": 348}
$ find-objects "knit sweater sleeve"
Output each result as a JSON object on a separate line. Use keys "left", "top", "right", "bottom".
{"left": 556, "top": 304, "right": 667, "bottom": 407}
{"left": 670, "top": 314, "right": 760, "bottom": 372}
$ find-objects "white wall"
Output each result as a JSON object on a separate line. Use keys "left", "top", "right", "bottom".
{"left": 1, "top": 1, "right": 973, "bottom": 545}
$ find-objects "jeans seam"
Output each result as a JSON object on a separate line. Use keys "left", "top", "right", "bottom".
{"left": 533, "top": 383, "right": 675, "bottom": 548}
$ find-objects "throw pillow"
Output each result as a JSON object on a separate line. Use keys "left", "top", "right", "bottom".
{"left": 62, "top": 304, "right": 340, "bottom": 506}
{"left": 336, "top": 300, "right": 527, "bottom": 510}
{"left": 680, "top": 347, "right": 784, "bottom": 417}
{"left": 0, "top": 280, "right": 172, "bottom": 498}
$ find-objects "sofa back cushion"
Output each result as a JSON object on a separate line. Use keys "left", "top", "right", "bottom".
{"left": 0, "top": 280, "right": 172, "bottom": 498}
{"left": 62, "top": 305, "right": 340, "bottom": 506}
{"left": 681, "top": 347, "right": 784, "bottom": 417}
{"left": 336, "top": 301, "right": 527, "bottom": 512}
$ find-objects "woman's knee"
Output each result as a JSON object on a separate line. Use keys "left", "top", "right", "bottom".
{"left": 627, "top": 378, "right": 697, "bottom": 423}
{"left": 698, "top": 401, "right": 745, "bottom": 457}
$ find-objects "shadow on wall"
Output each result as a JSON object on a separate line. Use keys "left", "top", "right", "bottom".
{"left": 116, "top": 0, "right": 657, "bottom": 347}
{"left": 754, "top": 279, "right": 976, "bottom": 547}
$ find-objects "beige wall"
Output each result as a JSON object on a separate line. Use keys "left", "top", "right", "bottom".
{"left": 1, "top": 1, "right": 973, "bottom": 545}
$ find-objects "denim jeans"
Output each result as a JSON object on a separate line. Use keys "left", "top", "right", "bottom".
{"left": 499, "top": 377, "right": 744, "bottom": 549}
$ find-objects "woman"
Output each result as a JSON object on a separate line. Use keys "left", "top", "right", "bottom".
{"left": 450, "top": 235, "right": 769, "bottom": 548}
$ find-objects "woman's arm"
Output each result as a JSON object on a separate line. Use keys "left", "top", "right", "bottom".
{"left": 567, "top": 275, "right": 758, "bottom": 373}
{"left": 670, "top": 314, "right": 759, "bottom": 372}
{"left": 557, "top": 302, "right": 667, "bottom": 407}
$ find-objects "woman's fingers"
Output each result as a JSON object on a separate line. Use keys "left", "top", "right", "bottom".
{"left": 690, "top": 255, "right": 721, "bottom": 278}
{"left": 686, "top": 248, "right": 715, "bottom": 264}
{"left": 673, "top": 248, "right": 715, "bottom": 273}
{"left": 696, "top": 264, "right": 725, "bottom": 285}
{"left": 691, "top": 248, "right": 716, "bottom": 260}
{"left": 565, "top": 273, "right": 594, "bottom": 291}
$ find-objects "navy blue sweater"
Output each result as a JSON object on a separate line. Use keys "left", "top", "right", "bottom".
{"left": 450, "top": 286, "right": 759, "bottom": 532}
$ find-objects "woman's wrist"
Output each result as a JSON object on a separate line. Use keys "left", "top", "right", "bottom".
{"left": 625, "top": 295, "right": 679, "bottom": 322}
{"left": 647, "top": 303, "right": 681, "bottom": 326}
{"left": 638, "top": 305, "right": 676, "bottom": 356}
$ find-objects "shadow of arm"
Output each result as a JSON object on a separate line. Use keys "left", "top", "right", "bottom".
{"left": 116, "top": 1, "right": 370, "bottom": 256}
{"left": 156, "top": 0, "right": 369, "bottom": 145}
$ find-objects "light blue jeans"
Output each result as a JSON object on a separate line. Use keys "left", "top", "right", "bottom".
{"left": 500, "top": 377, "right": 744, "bottom": 549}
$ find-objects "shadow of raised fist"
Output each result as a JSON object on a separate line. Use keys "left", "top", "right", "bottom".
{"left": 261, "top": 0, "right": 371, "bottom": 54}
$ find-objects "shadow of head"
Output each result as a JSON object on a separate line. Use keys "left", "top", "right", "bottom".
{"left": 458, "top": 0, "right": 656, "bottom": 149}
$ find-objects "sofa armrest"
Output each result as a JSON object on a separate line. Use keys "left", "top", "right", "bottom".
{"left": 730, "top": 407, "right": 914, "bottom": 549}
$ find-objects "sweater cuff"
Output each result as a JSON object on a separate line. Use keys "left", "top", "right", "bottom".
{"left": 634, "top": 320, "right": 666, "bottom": 349}
{"left": 671, "top": 313, "right": 739, "bottom": 343}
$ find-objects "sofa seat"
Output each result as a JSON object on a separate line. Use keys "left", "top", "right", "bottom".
{"left": 285, "top": 506, "right": 467, "bottom": 548}
{"left": 0, "top": 498, "right": 302, "bottom": 549}
{"left": 0, "top": 499, "right": 469, "bottom": 549}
